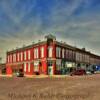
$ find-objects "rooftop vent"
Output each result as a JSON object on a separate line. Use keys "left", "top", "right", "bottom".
{"left": 82, "top": 48, "right": 86, "bottom": 51}
{"left": 45, "top": 34, "right": 56, "bottom": 40}
{"left": 32, "top": 41, "right": 35, "bottom": 44}
{"left": 38, "top": 40, "right": 41, "bottom": 42}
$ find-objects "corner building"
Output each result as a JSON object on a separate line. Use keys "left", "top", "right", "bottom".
{"left": 6, "top": 34, "right": 100, "bottom": 75}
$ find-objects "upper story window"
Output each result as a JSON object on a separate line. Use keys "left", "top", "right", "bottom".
{"left": 10, "top": 54, "right": 12, "bottom": 63}
{"left": 69, "top": 50, "right": 72, "bottom": 59}
{"left": 41, "top": 47, "right": 44, "bottom": 58}
{"left": 56, "top": 47, "right": 61, "bottom": 58}
{"left": 34, "top": 48, "right": 38, "bottom": 59}
{"left": 72, "top": 51, "right": 75, "bottom": 59}
{"left": 79, "top": 53, "right": 82, "bottom": 61}
{"left": 24, "top": 51, "right": 27, "bottom": 60}
{"left": 13, "top": 53, "right": 16, "bottom": 62}
{"left": 62, "top": 49, "right": 65, "bottom": 58}
{"left": 7, "top": 55, "right": 9, "bottom": 63}
{"left": 76, "top": 52, "right": 80, "bottom": 61}
{"left": 20, "top": 52, "right": 23, "bottom": 61}
{"left": 48, "top": 46, "right": 53, "bottom": 57}
{"left": 66, "top": 49, "right": 69, "bottom": 58}
{"left": 28, "top": 50, "right": 31, "bottom": 60}
{"left": 17, "top": 53, "right": 20, "bottom": 61}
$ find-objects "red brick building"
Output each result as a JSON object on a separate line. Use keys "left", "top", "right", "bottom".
{"left": 6, "top": 34, "right": 100, "bottom": 75}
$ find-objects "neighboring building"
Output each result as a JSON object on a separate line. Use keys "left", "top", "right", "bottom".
{"left": 6, "top": 34, "right": 100, "bottom": 75}
{"left": 0, "top": 63, "right": 6, "bottom": 74}
{"left": 75, "top": 48, "right": 90, "bottom": 70}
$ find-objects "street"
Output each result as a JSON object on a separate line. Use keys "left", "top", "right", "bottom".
{"left": 0, "top": 74, "right": 100, "bottom": 100}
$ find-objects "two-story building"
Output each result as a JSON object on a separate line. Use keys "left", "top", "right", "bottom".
{"left": 6, "top": 34, "right": 100, "bottom": 75}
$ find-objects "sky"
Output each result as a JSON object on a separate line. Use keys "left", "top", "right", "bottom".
{"left": 0, "top": 0, "right": 100, "bottom": 62}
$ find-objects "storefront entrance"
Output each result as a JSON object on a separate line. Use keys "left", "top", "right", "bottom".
{"left": 48, "top": 66, "right": 53, "bottom": 75}
{"left": 48, "top": 61, "right": 53, "bottom": 75}
{"left": 11, "top": 64, "right": 23, "bottom": 76}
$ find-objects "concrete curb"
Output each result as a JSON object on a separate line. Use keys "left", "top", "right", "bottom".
{"left": 0, "top": 75, "right": 12, "bottom": 77}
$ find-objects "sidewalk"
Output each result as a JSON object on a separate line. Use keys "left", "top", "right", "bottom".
{"left": 25, "top": 75, "right": 70, "bottom": 78}
{"left": 0, "top": 74, "right": 70, "bottom": 78}
{"left": 0, "top": 74, "right": 12, "bottom": 77}
{"left": 25, "top": 75, "right": 49, "bottom": 78}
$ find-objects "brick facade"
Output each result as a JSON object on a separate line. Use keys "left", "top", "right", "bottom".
{"left": 6, "top": 34, "right": 100, "bottom": 75}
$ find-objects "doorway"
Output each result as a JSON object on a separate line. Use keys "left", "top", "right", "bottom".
{"left": 48, "top": 61, "right": 53, "bottom": 75}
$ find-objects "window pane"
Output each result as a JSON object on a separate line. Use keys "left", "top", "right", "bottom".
{"left": 48, "top": 47, "right": 52, "bottom": 57}
{"left": 41, "top": 47, "right": 44, "bottom": 58}
{"left": 28, "top": 63, "right": 30, "bottom": 72}
{"left": 24, "top": 63, "right": 26, "bottom": 72}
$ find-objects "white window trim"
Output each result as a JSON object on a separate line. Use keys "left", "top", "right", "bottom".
{"left": 48, "top": 47, "right": 53, "bottom": 57}
{"left": 56, "top": 47, "right": 61, "bottom": 58}
{"left": 17, "top": 53, "right": 20, "bottom": 61}
{"left": 24, "top": 51, "right": 26, "bottom": 60}
{"left": 34, "top": 49, "right": 36, "bottom": 58}
{"left": 36, "top": 48, "right": 38, "bottom": 58}
{"left": 8, "top": 56, "right": 9, "bottom": 63}
{"left": 34, "top": 48, "right": 38, "bottom": 59}
{"left": 20, "top": 52, "right": 23, "bottom": 61}
{"left": 13, "top": 54, "right": 16, "bottom": 62}
{"left": 10, "top": 55, "right": 12, "bottom": 62}
{"left": 62, "top": 49, "right": 65, "bottom": 58}
{"left": 59, "top": 48, "right": 61, "bottom": 58}
{"left": 41, "top": 47, "right": 44, "bottom": 58}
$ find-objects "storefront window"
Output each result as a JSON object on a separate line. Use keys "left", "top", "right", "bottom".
{"left": 24, "top": 63, "right": 26, "bottom": 72}
{"left": 34, "top": 61, "right": 39, "bottom": 71}
{"left": 28, "top": 63, "right": 30, "bottom": 72}
{"left": 56, "top": 60, "right": 61, "bottom": 70}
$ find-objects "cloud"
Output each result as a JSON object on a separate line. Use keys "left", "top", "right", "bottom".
{"left": 0, "top": 0, "right": 100, "bottom": 62}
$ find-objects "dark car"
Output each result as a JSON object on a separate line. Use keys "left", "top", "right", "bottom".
{"left": 16, "top": 69, "right": 24, "bottom": 77}
{"left": 70, "top": 69, "right": 86, "bottom": 76}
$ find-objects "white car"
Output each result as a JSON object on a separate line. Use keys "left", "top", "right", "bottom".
{"left": 86, "top": 70, "right": 92, "bottom": 75}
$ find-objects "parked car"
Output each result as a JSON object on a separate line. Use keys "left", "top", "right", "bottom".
{"left": 70, "top": 69, "right": 86, "bottom": 76}
{"left": 16, "top": 69, "right": 24, "bottom": 77}
{"left": 16, "top": 71, "right": 24, "bottom": 77}
{"left": 86, "top": 70, "right": 92, "bottom": 75}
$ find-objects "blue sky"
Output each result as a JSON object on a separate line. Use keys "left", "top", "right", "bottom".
{"left": 0, "top": 0, "right": 100, "bottom": 62}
